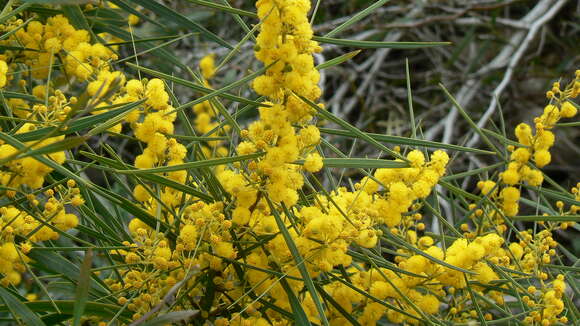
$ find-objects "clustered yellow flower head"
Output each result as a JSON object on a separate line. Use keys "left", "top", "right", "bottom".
{"left": 6, "top": 15, "right": 117, "bottom": 80}
{"left": 0, "top": 13, "right": 111, "bottom": 289}
{"left": 253, "top": 0, "right": 322, "bottom": 114}
{"left": 471, "top": 74, "right": 580, "bottom": 231}
{"left": 192, "top": 54, "right": 230, "bottom": 157}
{"left": 1, "top": 182, "right": 81, "bottom": 286}
{"left": 505, "top": 74, "right": 579, "bottom": 182}
{"left": 0, "top": 125, "right": 66, "bottom": 190}
{"left": 217, "top": 0, "right": 326, "bottom": 218}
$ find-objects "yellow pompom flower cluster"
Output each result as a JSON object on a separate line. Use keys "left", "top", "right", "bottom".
{"left": 116, "top": 79, "right": 193, "bottom": 303}
{"left": 0, "top": 181, "right": 82, "bottom": 285}
{"left": 113, "top": 200, "right": 238, "bottom": 321}
{"left": 214, "top": 151, "right": 449, "bottom": 324}
{"left": 128, "top": 80, "right": 193, "bottom": 216}
{"left": 175, "top": 201, "right": 235, "bottom": 265}
{"left": 0, "top": 60, "right": 7, "bottom": 87}
{"left": 66, "top": 40, "right": 117, "bottom": 81}
{"left": 209, "top": 36, "right": 451, "bottom": 314}
{"left": 5, "top": 15, "right": 115, "bottom": 79}
{"left": 220, "top": 0, "right": 325, "bottom": 217}
{"left": 9, "top": 87, "right": 77, "bottom": 124}
{"left": 473, "top": 75, "right": 579, "bottom": 230}
{"left": 351, "top": 232, "right": 552, "bottom": 325}
{"left": 367, "top": 150, "right": 450, "bottom": 227}
{"left": 192, "top": 54, "right": 229, "bottom": 156}
{"left": 0, "top": 15, "right": 125, "bottom": 192}
{"left": 0, "top": 123, "right": 66, "bottom": 190}
{"left": 523, "top": 275, "right": 567, "bottom": 325}
{"left": 0, "top": 241, "right": 24, "bottom": 286}
{"left": 217, "top": 169, "right": 258, "bottom": 224}
{"left": 437, "top": 233, "right": 506, "bottom": 289}
{"left": 514, "top": 230, "right": 558, "bottom": 274}
{"left": 200, "top": 53, "right": 216, "bottom": 80}
{"left": 475, "top": 180, "right": 522, "bottom": 218}
{"left": 87, "top": 70, "right": 126, "bottom": 99}
{"left": 361, "top": 247, "right": 444, "bottom": 325}
{"left": 502, "top": 75, "right": 579, "bottom": 189}
{"left": 109, "top": 235, "right": 181, "bottom": 320}
{"left": 253, "top": 0, "right": 322, "bottom": 114}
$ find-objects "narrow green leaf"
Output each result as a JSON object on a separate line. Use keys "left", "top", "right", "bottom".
{"left": 0, "top": 136, "right": 86, "bottom": 165}
{"left": 13, "top": 99, "right": 146, "bottom": 142}
{"left": 131, "top": 0, "right": 232, "bottom": 49}
{"left": 107, "top": 0, "right": 165, "bottom": 28}
{"left": 72, "top": 249, "right": 93, "bottom": 326}
{"left": 324, "top": 0, "right": 390, "bottom": 37}
{"left": 279, "top": 277, "right": 312, "bottom": 325}
{"left": 0, "top": 45, "right": 41, "bottom": 52}
{"left": 439, "top": 180, "right": 481, "bottom": 201}
{"left": 297, "top": 94, "right": 404, "bottom": 160}
{"left": 544, "top": 264, "right": 580, "bottom": 272}
{"left": 524, "top": 185, "right": 580, "bottom": 207}
{"left": 117, "top": 153, "right": 263, "bottom": 175}
{"left": 298, "top": 157, "right": 407, "bottom": 169}
{"left": 216, "top": 21, "right": 261, "bottom": 73}
{"left": 0, "top": 287, "right": 46, "bottom": 326}
{"left": 2, "top": 91, "right": 43, "bottom": 103}
{"left": 171, "top": 61, "right": 274, "bottom": 118}
{"left": 316, "top": 50, "right": 361, "bottom": 70}
{"left": 510, "top": 215, "right": 580, "bottom": 222}
{"left": 463, "top": 274, "right": 488, "bottom": 325}
{"left": 62, "top": 5, "right": 91, "bottom": 32}
{"left": 0, "top": 3, "right": 31, "bottom": 24}
{"left": 92, "top": 22, "right": 185, "bottom": 70}
{"left": 320, "top": 128, "right": 495, "bottom": 154}
{"left": 0, "top": 16, "right": 34, "bottom": 41}
{"left": 86, "top": 103, "right": 141, "bottom": 136}
{"left": 439, "top": 84, "right": 503, "bottom": 158}
{"left": 441, "top": 162, "right": 505, "bottom": 181}
{"left": 186, "top": 0, "right": 257, "bottom": 18}
{"left": 556, "top": 121, "right": 580, "bottom": 127}
{"left": 167, "top": 134, "right": 227, "bottom": 142}
{"left": 267, "top": 199, "right": 329, "bottom": 326}
{"left": 114, "top": 32, "right": 195, "bottom": 65}
{"left": 78, "top": 152, "right": 213, "bottom": 202}
{"left": 218, "top": 0, "right": 256, "bottom": 42}
{"left": 0, "top": 300, "right": 130, "bottom": 320}
{"left": 313, "top": 36, "right": 450, "bottom": 49}
{"left": 482, "top": 128, "right": 523, "bottom": 147}
{"left": 126, "top": 62, "right": 267, "bottom": 107}
{"left": 104, "top": 34, "right": 181, "bottom": 46}
{"left": 27, "top": 250, "right": 109, "bottom": 298}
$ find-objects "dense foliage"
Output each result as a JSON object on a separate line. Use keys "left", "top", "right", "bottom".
{"left": 0, "top": 1, "right": 578, "bottom": 326}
